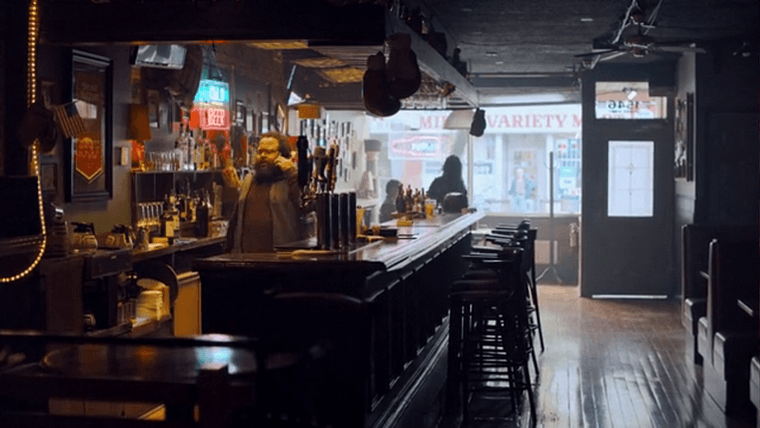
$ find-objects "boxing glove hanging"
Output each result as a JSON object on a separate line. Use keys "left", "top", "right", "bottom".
{"left": 362, "top": 51, "right": 401, "bottom": 117}
{"left": 470, "top": 108, "right": 486, "bottom": 137}
{"left": 386, "top": 33, "right": 421, "bottom": 100}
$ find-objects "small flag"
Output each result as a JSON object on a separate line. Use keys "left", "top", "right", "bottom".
{"left": 54, "top": 103, "right": 86, "bottom": 138}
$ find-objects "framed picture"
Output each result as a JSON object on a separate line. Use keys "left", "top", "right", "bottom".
{"left": 65, "top": 50, "right": 113, "bottom": 202}
{"left": 674, "top": 92, "right": 694, "bottom": 180}
{"left": 247, "top": 109, "right": 255, "bottom": 133}
{"left": 40, "top": 163, "right": 58, "bottom": 193}
{"left": 147, "top": 89, "right": 160, "bottom": 129}
{"left": 235, "top": 100, "right": 247, "bottom": 127}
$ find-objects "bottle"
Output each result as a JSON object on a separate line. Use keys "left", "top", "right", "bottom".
{"left": 395, "top": 183, "right": 406, "bottom": 213}
{"left": 160, "top": 195, "right": 176, "bottom": 238}
{"left": 405, "top": 185, "right": 413, "bottom": 212}
{"left": 413, "top": 188, "right": 422, "bottom": 213}
{"left": 173, "top": 138, "right": 185, "bottom": 171}
{"left": 187, "top": 129, "right": 196, "bottom": 171}
{"left": 177, "top": 191, "right": 186, "bottom": 222}
{"left": 188, "top": 190, "right": 198, "bottom": 223}
{"left": 196, "top": 189, "right": 209, "bottom": 237}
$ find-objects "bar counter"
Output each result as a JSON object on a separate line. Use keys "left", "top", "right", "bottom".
{"left": 193, "top": 211, "right": 484, "bottom": 427}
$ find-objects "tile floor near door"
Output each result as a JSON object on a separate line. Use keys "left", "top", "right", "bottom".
{"left": 441, "top": 285, "right": 755, "bottom": 428}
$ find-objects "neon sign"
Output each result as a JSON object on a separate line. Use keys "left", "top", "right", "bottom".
{"left": 389, "top": 136, "right": 448, "bottom": 160}
{"left": 194, "top": 80, "right": 229, "bottom": 105}
{"left": 193, "top": 107, "right": 230, "bottom": 130}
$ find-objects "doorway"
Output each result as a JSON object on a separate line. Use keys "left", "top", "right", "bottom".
{"left": 580, "top": 77, "right": 676, "bottom": 297}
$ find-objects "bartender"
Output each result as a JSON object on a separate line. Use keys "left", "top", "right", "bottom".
{"left": 225, "top": 132, "right": 306, "bottom": 252}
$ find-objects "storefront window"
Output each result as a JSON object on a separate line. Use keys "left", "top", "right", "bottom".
{"left": 369, "top": 111, "right": 468, "bottom": 204}
{"left": 367, "top": 104, "right": 582, "bottom": 217}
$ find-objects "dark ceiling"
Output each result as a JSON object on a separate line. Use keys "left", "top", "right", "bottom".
{"left": 38, "top": 0, "right": 759, "bottom": 110}
{"left": 290, "top": 0, "right": 759, "bottom": 108}
{"left": 422, "top": 0, "right": 759, "bottom": 75}
{"left": 407, "top": 0, "right": 759, "bottom": 106}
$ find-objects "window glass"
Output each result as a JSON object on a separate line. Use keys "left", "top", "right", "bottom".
{"left": 367, "top": 105, "right": 582, "bottom": 217}
{"left": 607, "top": 140, "right": 654, "bottom": 217}
{"left": 595, "top": 81, "right": 666, "bottom": 119}
{"left": 369, "top": 111, "right": 468, "bottom": 207}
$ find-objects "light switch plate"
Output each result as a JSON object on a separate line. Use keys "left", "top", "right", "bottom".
{"left": 120, "top": 147, "right": 129, "bottom": 166}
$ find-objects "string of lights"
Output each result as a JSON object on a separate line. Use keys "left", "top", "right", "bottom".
{"left": 0, "top": 0, "right": 47, "bottom": 283}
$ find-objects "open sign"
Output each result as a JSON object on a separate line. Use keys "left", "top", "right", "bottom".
{"left": 389, "top": 135, "right": 449, "bottom": 160}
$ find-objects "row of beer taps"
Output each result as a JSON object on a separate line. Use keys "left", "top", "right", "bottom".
{"left": 296, "top": 136, "right": 340, "bottom": 211}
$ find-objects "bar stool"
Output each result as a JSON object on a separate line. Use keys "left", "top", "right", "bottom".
{"left": 254, "top": 292, "right": 368, "bottom": 428}
{"left": 475, "top": 223, "right": 544, "bottom": 354}
{"left": 448, "top": 247, "right": 537, "bottom": 426}
{"left": 466, "top": 227, "right": 542, "bottom": 378}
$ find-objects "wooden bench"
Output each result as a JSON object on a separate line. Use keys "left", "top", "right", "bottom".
{"left": 681, "top": 224, "right": 756, "bottom": 365}
{"left": 695, "top": 237, "right": 759, "bottom": 419}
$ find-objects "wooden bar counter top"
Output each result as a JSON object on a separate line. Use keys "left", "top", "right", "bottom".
{"left": 193, "top": 211, "right": 483, "bottom": 428}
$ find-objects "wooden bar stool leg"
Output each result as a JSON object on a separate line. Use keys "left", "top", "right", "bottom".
{"left": 197, "top": 363, "right": 230, "bottom": 428}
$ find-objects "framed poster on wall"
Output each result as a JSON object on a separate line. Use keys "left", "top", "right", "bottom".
{"left": 65, "top": 50, "right": 113, "bottom": 202}
{"left": 674, "top": 93, "right": 694, "bottom": 180}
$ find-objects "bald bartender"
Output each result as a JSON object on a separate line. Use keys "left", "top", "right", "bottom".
{"left": 226, "top": 132, "right": 306, "bottom": 252}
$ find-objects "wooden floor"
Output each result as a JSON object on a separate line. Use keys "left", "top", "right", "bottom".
{"left": 439, "top": 285, "right": 756, "bottom": 428}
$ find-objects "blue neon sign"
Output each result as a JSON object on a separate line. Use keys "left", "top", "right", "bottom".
{"left": 194, "top": 80, "right": 229, "bottom": 105}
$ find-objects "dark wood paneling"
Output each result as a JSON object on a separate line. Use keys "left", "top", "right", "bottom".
{"left": 703, "top": 113, "right": 759, "bottom": 227}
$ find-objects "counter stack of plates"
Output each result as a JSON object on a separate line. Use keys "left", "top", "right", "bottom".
{"left": 44, "top": 220, "right": 69, "bottom": 257}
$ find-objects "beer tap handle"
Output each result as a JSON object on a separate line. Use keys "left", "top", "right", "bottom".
{"left": 325, "top": 143, "right": 339, "bottom": 193}
{"left": 296, "top": 135, "right": 311, "bottom": 189}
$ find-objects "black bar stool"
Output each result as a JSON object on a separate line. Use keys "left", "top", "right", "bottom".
{"left": 255, "top": 292, "right": 369, "bottom": 428}
{"left": 478, "top": 224, "right": 545, "bottom": 354}
{"left": 448, "top": 247, "right": 537, "bottom": 426}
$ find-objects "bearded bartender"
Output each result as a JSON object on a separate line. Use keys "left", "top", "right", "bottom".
{"left": 225, "top": 132, "right": 307, "bottom": 252}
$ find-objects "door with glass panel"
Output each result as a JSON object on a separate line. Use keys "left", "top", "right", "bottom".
{"left": 580, "top": 81, "right": 675, "bottom": 297}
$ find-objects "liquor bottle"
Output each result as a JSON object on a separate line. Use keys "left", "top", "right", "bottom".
{"left": 196, "top": 189, "right": 210, "bottom": 237}
{"left": 160, "top": 194, "right": 179, "bottom": 238}
{"left": 395, "top": 183, "right": 406, "bottom": 213}
{"left": 177, "top": 191, "right": 186, "bottom": 222}
{"left": 187, "top": 130, "right": 196, "bottom": 171}
{"left": 413, "top": 188, "right": 422, "bottom": 213}
{"left": 405, "top": 185, "right": 413, "bottom": 212}
{"left": 188, "top": 191, "right": 198, "bottom": 223}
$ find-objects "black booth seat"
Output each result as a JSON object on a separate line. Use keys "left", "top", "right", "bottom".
{"left": 750, "top": 356, "right": 760, "bottom": 416}
{"left": 696, "top": 237, "right": 759, "bottom": 421}
{"left": 683, "top": 297, "right": 706, "bottom": 365}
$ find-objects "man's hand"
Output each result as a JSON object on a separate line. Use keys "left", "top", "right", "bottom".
{"left": 275, "top": 156, "right": 296, "bottom": 173}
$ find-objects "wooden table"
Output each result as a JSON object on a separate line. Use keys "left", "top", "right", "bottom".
{"left": 0, "top": 334, "right": 260, "bottom": 427}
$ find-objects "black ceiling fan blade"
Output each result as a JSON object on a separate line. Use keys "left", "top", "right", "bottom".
{"left": 598, "top": 50, "right": 630, "bottom": 62}
{"left": 649, "top": 44, "right": 706, "bottom": 54}
{"left": 575, "top": 48, "right": 621, "bottom": 58}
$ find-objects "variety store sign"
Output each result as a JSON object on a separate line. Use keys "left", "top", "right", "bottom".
{"left": 369, "top": 104, "right": 582, "bottom": 134}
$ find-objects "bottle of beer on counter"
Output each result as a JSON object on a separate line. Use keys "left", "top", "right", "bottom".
{"left": 413, "top": 188, "right": 422, "bottom": 213}
{"left": 196, "top": 189, "right": 210, "bottom": 237}
{"left": 405, "top": 185, "right": 413, "bottom": 212}
{"left": 161, "top": 194, "right": 179, "bottom": 238}
{"left": 395, "top": 183, "right": 406, "bottom": 213}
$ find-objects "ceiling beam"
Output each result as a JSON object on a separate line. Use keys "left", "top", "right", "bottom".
{"left": 385, "top": 12, "right": 479, "bottom": 107}
{"left": 39, "top": 2, "right": 386, "bottom": 46}
{"left": 469, "top": 74, "right": 578, "bottom": 89}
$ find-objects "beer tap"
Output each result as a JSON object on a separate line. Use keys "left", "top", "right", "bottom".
{"left": 325, "top": 142, "right": 339, "bottom": 193}
{"left": 312, "top": 146, "right": 329, "bottom": 194}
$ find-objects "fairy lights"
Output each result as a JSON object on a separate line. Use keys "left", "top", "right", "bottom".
{"left": 0, "top": 0, "right": 47, "bottom": 283}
